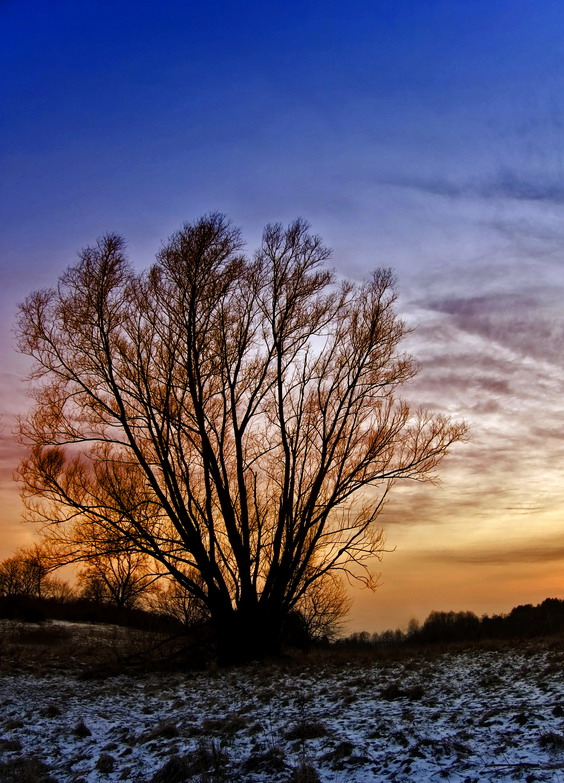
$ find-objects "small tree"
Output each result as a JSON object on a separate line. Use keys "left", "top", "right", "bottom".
{"left": 38, "top": 486, "right": 161, "bottom": 609}
{"left": 17, "top": 214, "right": 466, "bottom": 661}
{"left": 406, "top": 617, "right": 421, "bottom": 639}
{"left": 44, "top": 577, "right": 75, "bottom": 602}
{"left": 76, "top": 549, "right": 158, "bottom": 609}
{"left": 295, "top": 571, "right": 352, "bottom": 642}
{"left": 0, "top": 546, "right": 49, "bottom": 598}
{"left": 151, "top": 576, "right": 209, "bottom": 627}
{"left": 0, "top": 545, "right": 75, "bottom": 603}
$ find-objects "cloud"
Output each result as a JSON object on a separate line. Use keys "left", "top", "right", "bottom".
{"left": 424, "top": 537, "right": 564, "bottom": 566}
{"left": 382, "top": 259, "right": 564, "bottom": 541}
{"left": 0, "top": 437, "right": 24, "bottom": 491}
{"left": 381, "top": 170, "right": 564, "bottom": 205}
{"left": 410, "top": 285, "right": 564, "bottom": 368}
{"left": 484, "top": 172, "right": 564, "bottom": 204}
{"left": 489, "top": 217, "right": 564, "bottom": 263}
{"left": 421, "top": 292, "right": 539, "bottom": 320}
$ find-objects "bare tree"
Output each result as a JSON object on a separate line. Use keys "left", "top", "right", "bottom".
{"left": 43, "top": 577, "right": 75, "bottom": 602}
{"left": 17, "top": 214, "right": 466, "bottom": 661}
{"left": 76, "top": 549, "right": 158, "bottom": 609}
{"left": 38, "top": 505, "right": 161, "bottom": 610}
{"left": 0, "top": 552, "right": 41, "bottom": 598}
{"left": 0, "top": 545, "right": 67, "bottom": 599}
{"left": 295, "top": 570, "right": 352, "bottom": 642}
{"left": 150, "top": 575, "right": 209, "bottom": 628}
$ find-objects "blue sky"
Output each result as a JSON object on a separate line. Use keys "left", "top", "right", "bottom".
{"left": 4, "top": 0, "right": 563, "bottom": 267}
{"left": 2, "top": 0, "right": 564, "bottom": 630}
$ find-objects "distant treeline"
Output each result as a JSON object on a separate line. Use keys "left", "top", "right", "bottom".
{"left": 340, "top": 598, "right": 564, "bottom": 647}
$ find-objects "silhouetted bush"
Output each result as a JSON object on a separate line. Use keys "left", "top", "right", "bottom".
{"left": 0, "top": 756, "right": 56, "bottom": 783}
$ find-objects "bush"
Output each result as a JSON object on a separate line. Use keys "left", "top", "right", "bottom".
{"left": 0, "top": 757, "right": 56, "bottom": 783}
{"left": 95, "top": 754, "right": 115, "bottom": 773}
{"left": 289, "top": 762, "right": 321, "bottom": 783}
{"left": 285, "top": 720, "right": 328, "bottom": 740}
{"left": 150, "top": 756, "right": 193, "bottom": 783}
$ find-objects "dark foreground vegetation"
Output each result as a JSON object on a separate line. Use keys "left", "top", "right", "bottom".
{"left": 0, "top": 594, "right": 311, "bottom": 674}
{"left": 0, "top": 594, "right": 182, "bottom": 632}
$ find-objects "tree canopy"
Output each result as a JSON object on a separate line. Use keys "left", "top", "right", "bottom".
{"left": 17, "top": 214, "right": 466, "bottom": 661}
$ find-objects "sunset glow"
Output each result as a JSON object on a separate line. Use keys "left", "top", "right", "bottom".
{"left": 2, "top": 0, "right": 564, "bottom": 633}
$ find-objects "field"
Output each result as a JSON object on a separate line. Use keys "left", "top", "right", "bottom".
{"left": 1, "top": 621, "right": 564, "bottom": 782}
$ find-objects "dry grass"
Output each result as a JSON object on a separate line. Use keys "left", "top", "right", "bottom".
{"left": 0, "top": 619, "right": 187, "bottom": 677}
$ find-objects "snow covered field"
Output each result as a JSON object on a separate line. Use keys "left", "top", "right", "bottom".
{"left": 1, "top": 622, "right": 564, "bottom": 782}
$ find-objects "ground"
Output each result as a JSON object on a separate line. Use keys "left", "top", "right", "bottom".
{"left": 0, "top": 621, "right": 564, "bottom": 782}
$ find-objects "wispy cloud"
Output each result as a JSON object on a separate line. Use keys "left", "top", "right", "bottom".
{"left": 423, "top": 537, "right": 564, "bottom": 566}
{"left": 381, "top": 170, "right": 564, "bottom": 205}
{"left": 382, "top": 251, "right": 564, "bottom": 545}
{"left": 485, "top": 171, "right": 564, "bottom": 204}
{"left": 411, "top": 285, "right": 564, "bottom": 366}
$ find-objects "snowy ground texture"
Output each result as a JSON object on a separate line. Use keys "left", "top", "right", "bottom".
{"left": 1, "top": 623, "right": 564, "bottom": 781}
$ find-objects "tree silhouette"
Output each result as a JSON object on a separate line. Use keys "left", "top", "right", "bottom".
{"left": 76, "top": 549, "right": 158, "bottom": 609}
{"left": 0, "top": 545, "right": 69, "bottom": 600}
{"left": 17, "top": 214, "right": 465, "bottom": 661}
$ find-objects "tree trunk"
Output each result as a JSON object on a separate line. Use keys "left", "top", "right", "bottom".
{"left": 212, "top": 604, "right": 286, "bottom": 665}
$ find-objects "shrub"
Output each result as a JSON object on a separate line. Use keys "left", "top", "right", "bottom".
{"left": 72, "top": 720, "right": 92, "bottom": 738}
{"left": 140, "top": 722, "right": 179, "bottom": 743}
{"left": 285, "top": 720, "right": 328, "bottom": 740}
{"left": 199, "top": 713, "right": 247, "bottom": 737}
{"left": 242, "top": 747, "right": 286, "bottom": 774}
{"left": 288, "top": 762, "right": 321, "bottom": 783}
{"left": 150, "top": 755, "right": 193, "bottom": 783}
{"left": 40, "top": 705, "right": 61, "bottom": 718}
{"left": 0, "top": 757, "right": 56, "bottom": 783}
{"left": 95, "top": 754, "right": 115, "bottom": 773}
{"left": 539, "top": 732, "right": 564, "bottom": 750}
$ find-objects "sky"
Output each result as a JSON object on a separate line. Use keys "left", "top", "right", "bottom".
{"left": 2, "top": 0, "right": 564, "bottom": 633}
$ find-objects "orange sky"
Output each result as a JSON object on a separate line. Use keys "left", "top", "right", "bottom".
{"left": 3, "top": 305, "right": 564, "bottom": 635}
{"left": 2, "top": 1, "right": 564, "bottom": 633}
